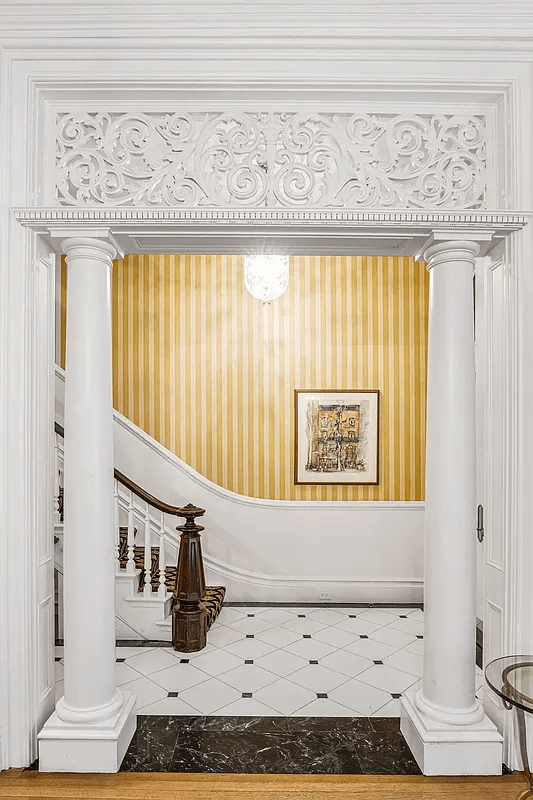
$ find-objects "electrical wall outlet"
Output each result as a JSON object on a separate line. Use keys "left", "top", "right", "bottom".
{"left": 318, "top": 591, "right": 332, "bottom": 600}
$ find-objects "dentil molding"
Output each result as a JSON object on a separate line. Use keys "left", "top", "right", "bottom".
{"left": 56, "top": 111, "right": 487, "bottom": 210}
{"left": 15, "top": 208, "right": 528, "bottom": 226}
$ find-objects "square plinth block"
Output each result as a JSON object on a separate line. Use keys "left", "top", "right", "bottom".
{"left": 38, "top": 692, "right": 136, "bottom": 773}
{"left": 401, "top": 688, "right": 503, "bottom": 775}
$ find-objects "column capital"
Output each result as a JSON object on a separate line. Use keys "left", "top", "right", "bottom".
{"left": 423, "top": 239, "right": 480, "bottom": 270}
{"left": 62, "top": 237, "right": 117, "bottom": 264}
{"left": 49, "top": 228, "right": 124, "bottom": 259}
{"left": 417, "top": 229, "right": 494, "bottom": 264}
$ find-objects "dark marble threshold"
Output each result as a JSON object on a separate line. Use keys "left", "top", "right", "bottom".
{"left": 120, "top": 716, "right": 422, "bottom": 775}
{"left": 26, "top": 716, "right": 515, "bottom": 775}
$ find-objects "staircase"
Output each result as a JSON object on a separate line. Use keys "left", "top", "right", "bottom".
{"left": 54, "top": 424, "right": 225, "bottom": 647}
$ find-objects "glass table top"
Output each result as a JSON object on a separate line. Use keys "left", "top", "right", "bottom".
{"left": 485, "top": 655, "right": 533, "bottom": 714}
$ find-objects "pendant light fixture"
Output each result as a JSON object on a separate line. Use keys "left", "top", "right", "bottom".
{"left": 244, "top": 254, "right": 289, "bottom": 304}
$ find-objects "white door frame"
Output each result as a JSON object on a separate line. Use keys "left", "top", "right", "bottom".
{"left": 1, "top": 46, "right": 532, "bottom": 771}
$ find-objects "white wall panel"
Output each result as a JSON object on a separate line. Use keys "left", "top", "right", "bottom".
{"left": 38, "top": 597, "right": 53, "bottom": 707}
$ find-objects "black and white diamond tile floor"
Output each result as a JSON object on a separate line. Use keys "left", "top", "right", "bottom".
{"left": 54, "top": 604, "right": 484, "bottom": 718}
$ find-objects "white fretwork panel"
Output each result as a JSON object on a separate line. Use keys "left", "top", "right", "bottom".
{"left": 56, "top": 112, "right": 486, "bottom": 209}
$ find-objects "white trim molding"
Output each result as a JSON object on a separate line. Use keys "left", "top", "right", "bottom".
{"left": 203, "top": 558, "right": 423, "bottom": 605}
{"left": 15, "top": 208, "right": 529, "bottom": 228}
{"left": 14, "top": 207, "right": 529, "bottom": 257}
{"left": 0, "top": 3, "right": 532, "bottom": 47}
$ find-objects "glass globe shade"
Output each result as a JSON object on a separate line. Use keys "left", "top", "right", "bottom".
{"left": 244, "top": 255, "right": 289, "bottom": 303}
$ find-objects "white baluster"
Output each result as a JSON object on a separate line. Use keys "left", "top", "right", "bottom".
{"left": 143, "top": 503, "right": 151, "bottom": 597}
{"left": 158, "top": 511, "right": 167, "bottom": 599}
{"left": 127, "top": 490, "right": 136, "bottom": 576}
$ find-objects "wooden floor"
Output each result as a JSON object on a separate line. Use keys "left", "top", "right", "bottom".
{"left": 0, "top": 770, "right": 526, "bottom": 800}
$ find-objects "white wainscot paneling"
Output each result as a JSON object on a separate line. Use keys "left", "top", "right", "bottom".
{"left": 55, "top": 366, "right": 425, "bottom": 603}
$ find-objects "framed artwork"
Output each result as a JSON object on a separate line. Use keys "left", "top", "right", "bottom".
{"left": 294, "top": 389, "right": 380, "bottom": 485}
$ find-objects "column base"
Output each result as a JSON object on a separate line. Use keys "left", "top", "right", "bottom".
{"left": 38, "top": 691, "right": 136, "bottom": 772}
{"left": 401, "top": 687, "right": 503, "bottom": 775}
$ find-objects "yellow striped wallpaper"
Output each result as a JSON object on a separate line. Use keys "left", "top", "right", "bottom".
{"left": 60, "top": 254, "right": 429, "bottom": 501}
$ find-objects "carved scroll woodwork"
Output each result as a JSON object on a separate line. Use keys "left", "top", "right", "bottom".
{"left": 56, "top": 111, "right": 486, "bottom": 210}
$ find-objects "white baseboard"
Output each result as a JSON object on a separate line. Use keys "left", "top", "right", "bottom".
{"left": 206, "top": 563, "right": 423, "bottom": 604}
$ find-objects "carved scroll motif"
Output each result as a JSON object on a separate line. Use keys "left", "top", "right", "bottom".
{"left": 56, "top": 111, "right": 486, "bottom": 209}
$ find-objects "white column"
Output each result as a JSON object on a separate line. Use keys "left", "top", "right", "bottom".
{"left": 401, "top": 235, "right": 502, "bottom": 775}
{"left": 38, "top": 238, "right": 136, "bottom": 773}
{"left": 420, "top": 238, "right": 481, "bottom": 722}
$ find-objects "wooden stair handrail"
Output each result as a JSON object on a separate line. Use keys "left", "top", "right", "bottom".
{"left": 55, "top": 421, "right": 185, "bottom": 517}
{"left": 113, "top": 470, "right": 186, "bottom": 517}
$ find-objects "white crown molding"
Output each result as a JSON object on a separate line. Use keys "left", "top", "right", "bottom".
{"left": 0, "top": 1, "right": 532, "bottom": 45}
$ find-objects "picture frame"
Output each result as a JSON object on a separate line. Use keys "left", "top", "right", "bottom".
{"left": 294, "top": 389, "right": 380, "bottom": 485}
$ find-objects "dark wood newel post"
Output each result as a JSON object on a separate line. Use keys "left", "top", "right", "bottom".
{"left": 172, "top": 503, "right": 208, "bottom": 652}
